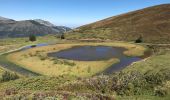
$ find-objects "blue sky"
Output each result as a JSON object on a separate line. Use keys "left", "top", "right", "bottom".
{"left": 0, "top": 0, "right": 169, "bottom": 28}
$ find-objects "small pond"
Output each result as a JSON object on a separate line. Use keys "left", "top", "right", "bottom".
{"left": 48, "top": 46, "right": 145, "bottom": 74}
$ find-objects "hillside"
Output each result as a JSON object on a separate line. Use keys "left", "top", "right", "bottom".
{"left": 0, "top": 17, "right": 71, "bottom": 38}
{"left": 67, "top": 4, "right": 170, "bottom": 43}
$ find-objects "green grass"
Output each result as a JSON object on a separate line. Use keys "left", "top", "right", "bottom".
{"left": 0, "top": 75, "right": 77, "bottom": 91}
{"left": 113, "top": 48, "right": 170, "bottom": 99}
{"left": 116, "top": 94, "right": 170, "bottom": 100}
{"left": 123, "top": 51, "right": 170, "bottom": 74}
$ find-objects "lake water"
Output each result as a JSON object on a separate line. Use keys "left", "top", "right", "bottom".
{"left": 48, "top": 46, "right": 143, "bottom": 74}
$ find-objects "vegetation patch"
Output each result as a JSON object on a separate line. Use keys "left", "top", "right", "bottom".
{"left": 0, "top": 67, "right": 19, "bottom": 82}
{"left": 0, "top": 71, "right": 19, "bottom": 82}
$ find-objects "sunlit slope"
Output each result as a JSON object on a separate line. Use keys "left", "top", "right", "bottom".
{"left": 67, "top": 4, "right": 170, "bottom": 43}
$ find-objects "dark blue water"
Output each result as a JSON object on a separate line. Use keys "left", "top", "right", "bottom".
{"left": 48, "top": 46, "right": 142, "bottom": 74}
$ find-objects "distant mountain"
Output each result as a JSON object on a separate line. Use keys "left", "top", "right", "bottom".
{"left": 0, "top": 16, "right": 15, "bottom": 24}
{"left": 67, "top": 4, "right": 170, "bottom": 43}
{"left": 33, "top": 19, "right": 71, "bottom": 32}
{"left": 0, "top": 17, "right": 71, "bottom": 38}
{"left": 0, "top": 16, "right": 13, "bottom": 21}
{"left": 34, "top": 19, "right": 56, "bottom": 27}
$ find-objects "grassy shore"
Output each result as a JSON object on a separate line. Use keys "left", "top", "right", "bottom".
{"left": 123, "top": 51, "right": 170, "bottom": 73}
{"left": 6, "top": 42, "right": 146, "bottom": 77}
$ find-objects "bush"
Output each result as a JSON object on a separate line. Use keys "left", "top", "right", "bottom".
{"left": 144, "top": 72, "right": 165, "bottom": 85}
{"left": 60, "top": 34, "right": 65, "bottom": 39}
{"left": 154, "top": 86, "right": 168, "bottom": 97}
{"left": 135, "top": 36, "right": 143, "bottom": 43}
{"left": 29, "top": 34, "right": 36, "bottom": 42}
{"left": 1, "top": 71, "right": 19, "bottom": 82}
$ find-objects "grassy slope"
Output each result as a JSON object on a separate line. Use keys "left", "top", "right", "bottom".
{"left": 123, "top": 51, "right": 170, "bottom": 73}
{"left": 55, "top": 50, "right": 170, "bottom": 100}
{"left": 119, "top": 51, "right": 170, "bottom": 99}
{"left": 66, "top": 4, "right": 170, "bottom": 43}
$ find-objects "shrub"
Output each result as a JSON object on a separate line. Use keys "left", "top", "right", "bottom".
{"left": 135, "top": 35, "right": 143, "bottom": 43}
{"left": 1, "top": 71, "right": 19, "bottom": 82}
{"left": 29, "top": 34, "right": 36, "bottom": 42}
{"left": 154, "top": 86, "right": 168, "bottom": 97}
{"left": 60, "top": 34, "right": 65, "bottom": 39}
{"left": 144, "top": 72, "right": 165, "bottom": 85}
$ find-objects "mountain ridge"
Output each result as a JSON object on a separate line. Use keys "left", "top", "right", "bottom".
{"left": 0, "top": 17, "right": 71, "bottom": 38}
{"left": 0, "top": 16, "right": 14, "bottom": 21}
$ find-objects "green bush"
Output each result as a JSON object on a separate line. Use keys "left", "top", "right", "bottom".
{"left": 1, "top": 71, "right": 19, "bottom": 82}
{"left": 29, "top": 34, "right": 36, "bottom": 42}
{"left": 154, "top": 86, "right": 168, "bottom": 97}
{"left": 60, "top": 34, "right": 65, "bottom": 39}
